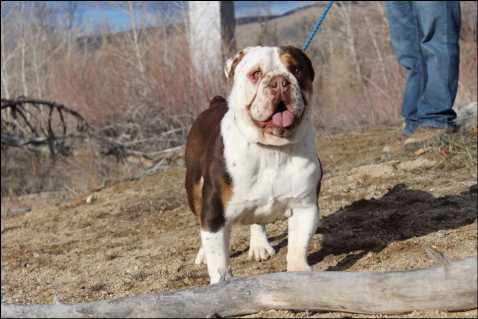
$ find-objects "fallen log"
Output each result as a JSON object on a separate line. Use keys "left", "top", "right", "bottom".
{"left": 1, "top": 256, "right": 476, "bottom": 318}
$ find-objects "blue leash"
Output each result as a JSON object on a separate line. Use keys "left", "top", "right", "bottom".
{"left": 302, "top": 1, "right": 335, "bottom": 51}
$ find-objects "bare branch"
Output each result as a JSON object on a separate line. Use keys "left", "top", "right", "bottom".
{"left": 1, "top": 98, "right": 186, "bottom": 165}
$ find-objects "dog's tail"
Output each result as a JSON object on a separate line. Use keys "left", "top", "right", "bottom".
{"left": 209, "top": 96, "right": 227, "bottom": 109}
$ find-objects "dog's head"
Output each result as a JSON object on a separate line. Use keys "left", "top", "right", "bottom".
{"left": 225, "top": 46, "right": 315, "bottom": 146}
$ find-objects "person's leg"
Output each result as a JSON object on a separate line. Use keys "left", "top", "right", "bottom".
{"left": 413, "top": 1, "right": 460, "bottom": 130}
{"left": 385, "top": 1, "right": 424, "bottom": 135}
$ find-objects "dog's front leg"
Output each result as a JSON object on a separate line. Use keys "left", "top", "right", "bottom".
{"left": 287, "top": 205, "right": 319, "bottom": 272}
{"left": 201, "top": 224, "right": 232, "bottom": 284}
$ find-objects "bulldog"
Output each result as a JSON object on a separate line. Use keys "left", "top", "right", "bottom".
{"left": 185, "top": 46, "right": 322, "bottom": 284}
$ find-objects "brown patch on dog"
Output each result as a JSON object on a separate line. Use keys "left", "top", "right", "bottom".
{"left": 185, "top": 96, "right": 233, "bottom": 233}
{"left": 279, "top": 46, "right": 315, "bottom": 92}
{"left": 191, "top": 177, "right": 203, "bottom": 221}
{"left": 219, "top": 176, "right": 233, "bottom": 207}
{"left": 225, "top": 50, "right": 246, "bottom": 80}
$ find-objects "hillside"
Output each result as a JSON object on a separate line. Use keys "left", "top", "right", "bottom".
{"left": 2, "top": 126, "right": 477, "bottom": 318}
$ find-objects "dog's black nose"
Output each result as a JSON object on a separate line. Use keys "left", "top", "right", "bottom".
{"left": 270, "top": 75, "right": 290, "bottom": 89}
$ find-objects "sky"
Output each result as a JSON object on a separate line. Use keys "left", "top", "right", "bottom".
{"left": 6, "top": 1, "right": 317, "bottom": 33}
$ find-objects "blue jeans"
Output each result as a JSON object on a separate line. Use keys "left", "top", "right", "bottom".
{"left": 385, "top": 1, "right": 460, "bottom": 135}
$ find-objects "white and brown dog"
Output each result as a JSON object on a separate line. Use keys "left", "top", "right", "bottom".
{"left": 185, "top": 46, "right": 322, "bottom": 284}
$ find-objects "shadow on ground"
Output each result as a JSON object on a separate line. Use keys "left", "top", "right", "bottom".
{"left": 255, "top": 183, "right": 477, "bottom": 271}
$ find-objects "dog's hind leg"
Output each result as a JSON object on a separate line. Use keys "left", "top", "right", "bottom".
{"left": 248, "top": 224, "right": 276, "bottom": 261}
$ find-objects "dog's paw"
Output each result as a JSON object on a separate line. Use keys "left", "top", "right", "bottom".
{"left": 194, "top": 248, "right": 207, "bottom": 265}
{"left": 287, "top": 261, "right": 312, "bottom": 272}
{"left": 210, "top": 268, "right": 232, "bottom": 285}
{"left": 248, "top": 243, "right": 276, "bottom": 261}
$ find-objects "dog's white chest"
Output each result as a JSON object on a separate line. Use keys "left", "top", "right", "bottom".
{"left": 221, "top": 112, "right": 320, "bottom": 225}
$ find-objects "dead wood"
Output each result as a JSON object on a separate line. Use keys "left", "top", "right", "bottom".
{"left": 1, "top": 256, "right": 476, "bottom": 318}
{"left": 1, "top": 98, "right": 185, "bottom": 165}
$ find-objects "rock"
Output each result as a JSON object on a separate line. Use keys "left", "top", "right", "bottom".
{"left": 86, "top": 194, "right": 97, "bottom": 204}
{"left": 397, "top": 158, "right": 436, "bottom": 171}
{"left": 456, "top": 101, "right": 477, "bottom": 131}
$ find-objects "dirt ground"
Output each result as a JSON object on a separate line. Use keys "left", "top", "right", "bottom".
{"left": 1, "top": 126, "right": 477, "bottom": 318}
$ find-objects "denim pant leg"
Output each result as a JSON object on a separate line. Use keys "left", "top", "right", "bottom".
{"left": 413, "top": 1, "right": 460, "bottom": 129}
{"left": 385, "top": 2, "right": 423, "bottom": 135}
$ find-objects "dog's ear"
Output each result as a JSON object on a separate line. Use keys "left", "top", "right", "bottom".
{"left": 224, "top": 47, "right": 258, "bottom": 81}
{"left": 279, "top": 46, "right": 315, "bottom": 95}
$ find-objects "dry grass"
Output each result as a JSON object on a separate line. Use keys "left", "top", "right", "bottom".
{"left": 1, "top": 127, "right": 476, "bottom": 318}
{"left": 433, "top": 129, "right": 478, "bottom": 169}
{"left": 1, "top": 2, "right": 476, "bottom": 198}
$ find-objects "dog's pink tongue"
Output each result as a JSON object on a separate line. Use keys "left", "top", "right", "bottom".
{"left": 272, "top": 110, "right": 295, "bottom": 128}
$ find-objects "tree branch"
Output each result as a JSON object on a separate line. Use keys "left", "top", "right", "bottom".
{"left": 1, "top": 98, "right": 184, "bottom": 164}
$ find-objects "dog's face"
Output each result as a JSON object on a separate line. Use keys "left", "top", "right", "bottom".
{"left": 225, "top": 46, "right": 315, "bottom": 146}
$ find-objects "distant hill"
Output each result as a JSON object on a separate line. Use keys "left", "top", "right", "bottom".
{"left": 236, "top": 3, "right": 324, "bottom": 25}
{"left": 75, "top": 3, "right": 328, "bottom": 51}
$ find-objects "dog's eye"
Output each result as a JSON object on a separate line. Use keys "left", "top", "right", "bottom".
{"left": 249, "top": 69, "right": 263, "bottom": 83}
{"left": 293, "top": 67, "right": 302, "bottom": 78}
